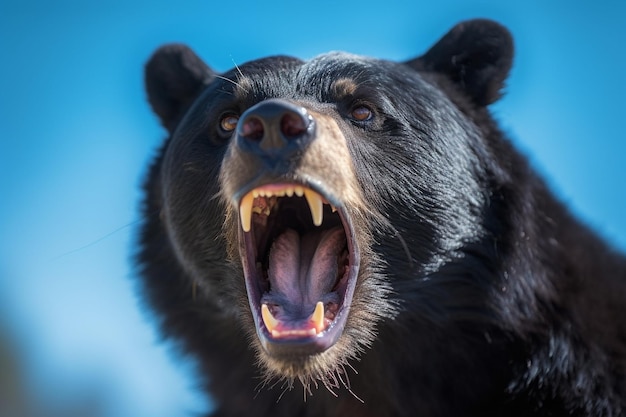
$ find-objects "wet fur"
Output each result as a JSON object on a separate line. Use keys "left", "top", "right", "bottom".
{"left": 138, "top": 20, "right": 626, "bottom": 416}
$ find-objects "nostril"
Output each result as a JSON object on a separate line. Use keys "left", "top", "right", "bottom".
{"left": 241, "top": 117, "right": 264, "bottom": 141}
{"left": 280, "top": 112, "right": 308, "bottom": 139}
{"left": 237, "top": 100, "right": 315, "bottom": 157}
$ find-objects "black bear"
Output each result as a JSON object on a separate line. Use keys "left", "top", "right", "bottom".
{"left": 139, "top": 19, "right": 626, "bottom": 416}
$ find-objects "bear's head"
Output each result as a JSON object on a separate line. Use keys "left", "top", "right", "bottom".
{"left": 141, "top": 19, "right": 514, "bottom": 388}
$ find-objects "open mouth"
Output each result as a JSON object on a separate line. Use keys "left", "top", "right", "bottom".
{"left": 237, "top": 183, "right": 359, "bottom": 356}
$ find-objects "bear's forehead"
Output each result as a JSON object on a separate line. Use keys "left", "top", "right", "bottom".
{"left": 224, "top": 52, "right": 407, "bottom": 101}
{"left": 235, "top": 52, "right": 376, "bottom": 78}
{"left": 301, "top": 51, "right": 379, "bottom": 75}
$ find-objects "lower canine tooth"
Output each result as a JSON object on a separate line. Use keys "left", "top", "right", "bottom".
{"left": 261, "top": 304, "right": 279, "bottom": 333}
{"left": 311, "top": 301, "right": 325, "bottom": 333}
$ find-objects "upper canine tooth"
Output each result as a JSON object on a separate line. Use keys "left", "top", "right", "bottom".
{"left": 240, "top": 192, "right": 254, "bottom": 232}
{"left": 303, "top": 189, "right": 323, "bottom": 226}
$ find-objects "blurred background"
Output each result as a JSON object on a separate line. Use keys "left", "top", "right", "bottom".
{"left": 0, "top": 0, "right": 624, "bottom": 416}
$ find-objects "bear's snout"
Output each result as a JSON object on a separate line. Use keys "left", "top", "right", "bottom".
{"left": 237, "top": 98, "right": 315, "bottom": 162}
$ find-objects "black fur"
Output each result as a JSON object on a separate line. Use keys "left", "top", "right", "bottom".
{"left": 138, "top": 19, "right": 626, "bottom": 416}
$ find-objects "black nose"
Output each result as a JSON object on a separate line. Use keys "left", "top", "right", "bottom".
{"left": 237, "top": 99, "right": 314, "bottom": 160}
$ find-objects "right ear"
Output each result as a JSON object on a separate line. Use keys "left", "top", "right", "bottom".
{"left": 145, "top": 44, "right": 215, "bottom": 134}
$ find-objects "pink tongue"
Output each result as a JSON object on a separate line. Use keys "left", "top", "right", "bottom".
{"left": 267, "top": 227, "right": 345, "bottom": 315}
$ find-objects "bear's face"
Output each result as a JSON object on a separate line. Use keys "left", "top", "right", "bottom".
{"left": 144, "top": 20, "right": 513, "bottom": 386}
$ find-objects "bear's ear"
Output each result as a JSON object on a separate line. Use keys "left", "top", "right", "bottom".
{"left": 406, "top": 19, "right": 514, "bottom": 106}
{"left": 145, "top": 44, "right": 215, "bottom": 133}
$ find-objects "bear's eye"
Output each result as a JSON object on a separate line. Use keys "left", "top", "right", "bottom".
{"left": 350, "top": 105, "right": 373, "bottom": 122}
{"left": 219, "top": 114, "right": 239, "bottom": 133}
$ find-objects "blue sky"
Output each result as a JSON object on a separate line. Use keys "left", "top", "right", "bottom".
{"left": 0, "top": 1, "right": 624, "bottom": 416}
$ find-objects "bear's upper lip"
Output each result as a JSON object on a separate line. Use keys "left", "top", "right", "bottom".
{"left": 237, "top": 182, "right": 360, "bottom": 357}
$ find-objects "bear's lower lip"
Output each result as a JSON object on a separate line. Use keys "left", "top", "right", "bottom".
{"left": 237, "top": 183, "right": 360, "bottom": 357}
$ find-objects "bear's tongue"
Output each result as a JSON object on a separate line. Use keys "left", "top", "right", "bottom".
{"left": 265, "top": 227, "right": 345, "bottom": 319}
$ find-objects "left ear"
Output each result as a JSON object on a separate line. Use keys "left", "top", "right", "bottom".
{"left": 406, "top": 19, "right": 514, "bottom": 106}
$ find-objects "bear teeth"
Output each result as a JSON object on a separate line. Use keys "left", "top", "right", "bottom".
{"left": 303, "top": 188, "right": 324, "bottom": 226}
{"left": 240, "top": 192, "right": 254, "bottom": 233}
{"left": 261, "top": 301, "right": 326, "bottom": 337}
{"left": 311, "top": 301, "right": 325, "bottom": 333}
{"left": 261, "top": 304, "right": 280, "bottom": 333}
{"left": 239, "top": 185, "right": 329, "bottom": 232}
